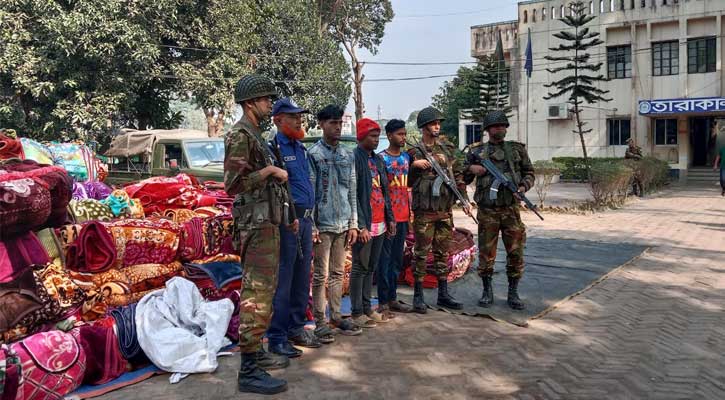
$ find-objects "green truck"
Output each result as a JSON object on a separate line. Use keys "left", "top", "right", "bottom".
{"left": 104, "top": 129, "right": 225, "bottom": 186}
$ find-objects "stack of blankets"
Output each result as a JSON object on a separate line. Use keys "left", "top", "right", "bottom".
{"left": 0, "top": 167, "right": 243, "bottom": 399}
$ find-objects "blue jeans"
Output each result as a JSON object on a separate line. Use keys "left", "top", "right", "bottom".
{"left": 377, "top": 221, "right": 408, "bottom": 305}
{"left": 720, "top": 169, "right": 725, "bottom": 191}
{"left": 267, "top": 217, "right": 313, "bottom": 345}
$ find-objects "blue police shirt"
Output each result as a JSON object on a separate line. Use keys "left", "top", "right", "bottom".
{"left": 272, "top": 132, "right": 315, "bottom": 209}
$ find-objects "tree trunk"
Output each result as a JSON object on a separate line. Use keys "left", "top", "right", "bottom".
{"left": 572, "top": 22, "right": 593, "bottom": 186}
{"left": 352, "top": 58, "right": 364, "bottom": 121}
{"left": 574, "top": 103, "right": 592, "bottom": 184}
{"left": 204, "top": 108, "right": 225, "bottom": 137}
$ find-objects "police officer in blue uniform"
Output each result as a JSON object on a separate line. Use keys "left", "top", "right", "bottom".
{"left": 266, "top": 97, "right": 321, "bottom": 357}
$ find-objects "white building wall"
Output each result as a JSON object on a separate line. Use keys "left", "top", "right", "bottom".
{"left": 469, "top": 0, "right": 725, "bottom": 176}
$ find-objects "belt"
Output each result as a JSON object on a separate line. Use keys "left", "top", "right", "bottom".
{"left": 295, "top": 206, "right": 313, "bottom": 219}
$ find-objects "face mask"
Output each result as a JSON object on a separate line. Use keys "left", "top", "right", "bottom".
{"left": 491, "top": 132, "right": 506, "bottom": 141}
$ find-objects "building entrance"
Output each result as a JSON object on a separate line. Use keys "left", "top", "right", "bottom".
{"left": 689, "top": 117, "right": 715, "bottom": 166}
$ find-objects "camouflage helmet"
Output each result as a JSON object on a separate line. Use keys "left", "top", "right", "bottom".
{"left": 417, "top": 106, "right": 445, "bottom": 128}
{"left": 234, "top": 74, "right": 278, "bottom": 104}
{"left": 482, "top": 110, "right": 510, "bottom": 131}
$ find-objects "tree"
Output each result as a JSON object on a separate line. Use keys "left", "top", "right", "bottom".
{"left": 320, "top": 0, "right": 394, "bottom": 120}
{"left": 432, "top": 66, "right": 480, "bottom": 146}
{"left": 0, "top": 0, "right": 178, "bottom": 144}
{"left": 158, "top": 0, "right": 351, "bottom": 137}
{"left": 252, "top": 0, "right": 350, "bottom": 123}
{"left": 159, "top": 0, "right": 261, "bottom": 137}
{"left": 1, "top": 0, "right": 353, "bottom": 142}
{"left": 544, "top": 0, "right": 611, "bottom": 184}
{"left": 469, "top": 54, "right": 511, "bottom": 123}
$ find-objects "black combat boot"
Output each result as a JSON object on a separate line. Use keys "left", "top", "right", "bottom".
{"left": 238, "top": 353, "right": 288, "bottom": 395}
{"left": 255, "top": 349, "right": 289, "bottom": 370}
{"left": 412, "top": 281, "right": 427, "bottom": 314}
{"left": 436, "top": 279, "right": 463, "bottom": 310}
{"left": 478, "top": 276, "right": 494, "bottom": 308}
{"left": 507, "top": 277, "right": 525, "bottom": 310}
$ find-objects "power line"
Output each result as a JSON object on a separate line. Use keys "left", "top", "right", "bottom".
{"left": 394, "top": 2, "right": 519, "bottom": 19}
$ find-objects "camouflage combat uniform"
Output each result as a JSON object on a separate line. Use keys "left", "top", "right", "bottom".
{"left": 466, "top": 140, "right": 535, "bottom": 279}
{"left": 408, "top": 137, "right": 469, "bottom": 282}
{"left": 224, "top": 115, "right": 288, "bottom": 354}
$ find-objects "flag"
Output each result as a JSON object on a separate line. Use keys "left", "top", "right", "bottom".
{"left": 524, "top": 28, "right": 533, "bottom": 78}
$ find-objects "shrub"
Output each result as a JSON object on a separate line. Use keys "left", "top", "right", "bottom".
{"left": 533, "top": 160, "right": 560, "bottom": 207}
{"left": 590, "top": 160, "right": 634, "bottom": 206}
{"left": 552, "top": 156, "right": 621, "bottom": 181}
{"left": 624, "top": 156, "right": 670, "bottom": 195}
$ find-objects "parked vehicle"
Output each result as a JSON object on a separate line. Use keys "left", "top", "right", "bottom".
{"left": 104, "top": 129, "right": 224, "bottom": 185}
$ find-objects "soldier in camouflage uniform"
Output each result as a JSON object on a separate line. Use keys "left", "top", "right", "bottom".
{"left": 408, "top": 106, "right": 471, "bottom": 313}
{"left": 465, "top": 110, "right": 535, "bottom": 310}
{"left": 224, "top": 74, "right": 290, "bottom": 395}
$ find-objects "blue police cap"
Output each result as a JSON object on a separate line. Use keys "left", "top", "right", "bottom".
{"left": 272, "top": 97, "right": 309, "bottom": 116}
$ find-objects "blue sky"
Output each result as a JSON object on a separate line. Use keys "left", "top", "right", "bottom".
{"left": 349, "top": 0, "right": 519, "bottom": 120}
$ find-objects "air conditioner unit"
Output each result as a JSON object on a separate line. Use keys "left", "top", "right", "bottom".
{"left": 547, "top": 104, "right": 570, "bottom": 120}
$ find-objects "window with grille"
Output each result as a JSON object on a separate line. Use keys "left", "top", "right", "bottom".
{"left": 687, "top": 37, "right": 716, "bottom": 74}
{"left": 607, "top": 45, "right": 632, "bottom": 79}
{"left": 465, "top": 124, "right": 483, "bottom": 145}
{"left": 608, "top": 119, "right": 631, "bottom": 145}
{"left": 652, "top": 41, "right": 679, "bottom": 76}
{"left": 654, "top": 119, "right": 678, "bottom": 145}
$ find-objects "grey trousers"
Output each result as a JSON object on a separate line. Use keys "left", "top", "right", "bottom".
{"left": 312, "top": 231, "right": 347, "bottom": 324}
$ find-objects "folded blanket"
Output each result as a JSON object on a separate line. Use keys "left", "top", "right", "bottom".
{"left": 35, "top": 263, "right": 85, "bottom": 312}
{"left": 66, "top": 221, "right": 117, "bottom": 273}
{"left": 70, "top": 261, "right": 183, "bottom": 313}
{"left": 198, "top": 287, "right": 240, "bottom": 342}
{"left": 104, "top": 218, "right": 180, "bottom": 268}
{"left": 10, "top": 330, "right": 86, "bottom": 399}
{"left": 0, "top": 268, "right": 41, "bottom": 334}
{"left": 0, "top": 160, "right": 72, "bottom": 228}
{"left": 83, "top": 181, "right": 112, "bottom": 200}
{"left": 72, "top": 325, "right": 127, "bottom": 385}
{"left": 109, "top": 303, "right": 150, "bottom": 366}
{"left": 178, "top": 217, "right": 205, "bottom": 261}
{"left": 0, "top": 175, "right": 51, "bottom": 238}
{"left": 183, "top": 261, "right": 242, "bottom": 290}
{"left": 0, "top": 232, "right": 50, "bottom": 283}
{"left": 101, "top": 189, "right": 132, "bottom": 217}
{"left": 2, "top": 268, "right": 65, "bottom": 344}
{"left": 69, "top": 199, "right": 115, "bottom": 223}
{"left": 72, "top": 181, "right": 89, "bottom": 200}
{"left": 157, "top": 208, "right": 199, "bottom": 224}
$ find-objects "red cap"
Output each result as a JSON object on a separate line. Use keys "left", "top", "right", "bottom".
{"left": 356, "top": 118, "right": 381, "bottom": 141}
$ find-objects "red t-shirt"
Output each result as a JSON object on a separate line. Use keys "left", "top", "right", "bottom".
{"left": 381, "top": 150, "right": 410, "bottom": 222}
{"left": 369, "top": 157, "right": 385, "bottom": 224}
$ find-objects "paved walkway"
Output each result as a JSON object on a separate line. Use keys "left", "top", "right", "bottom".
{"left": 99, "top": 185, "right": 725, "bottom": 400}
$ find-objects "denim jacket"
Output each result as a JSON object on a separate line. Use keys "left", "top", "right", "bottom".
{"left": 308, "top": 139, "right": 358, "bottom": 234}
{"left": 354, "top": 146, "right": 394, "bottom": 231}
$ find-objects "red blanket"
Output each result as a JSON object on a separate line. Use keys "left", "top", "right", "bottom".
{"left": 66, "top": 221, "right": 117, "bottom": 273}
{"left": 123, "top": 174, "right": 217, "bottom": 214}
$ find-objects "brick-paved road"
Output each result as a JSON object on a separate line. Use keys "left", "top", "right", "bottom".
{"left": 98, "top": 185, "right": 725, "bottom": 400}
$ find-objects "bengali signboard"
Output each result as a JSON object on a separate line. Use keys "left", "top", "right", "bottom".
{"left": 639, "top": 97, "right": 725, "bottom": 115}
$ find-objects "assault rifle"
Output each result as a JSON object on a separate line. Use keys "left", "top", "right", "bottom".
{"left": 407, "top": 139, "right": 478, "bottom": 225}
{"left": 477, "top": 157, "right": 544, "bottom": 221}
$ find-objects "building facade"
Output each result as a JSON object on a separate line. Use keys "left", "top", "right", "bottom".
{"left": 462, "top": 0, "right": 725, "bottom": 179}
